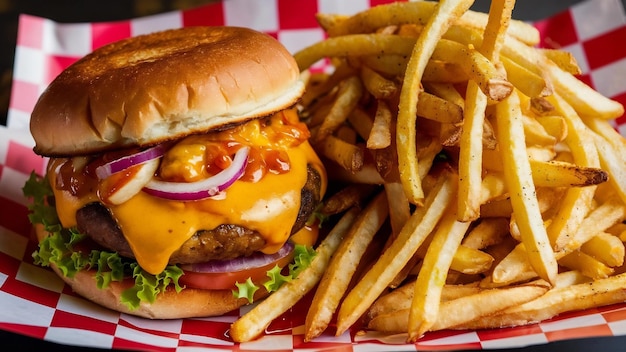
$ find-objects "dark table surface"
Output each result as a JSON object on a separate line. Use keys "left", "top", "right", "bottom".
{"left": 2, "top": 0, "right": 626, "bottom": 351}
{"left": 3, "top": 328, "right": 626, "bottom": 352}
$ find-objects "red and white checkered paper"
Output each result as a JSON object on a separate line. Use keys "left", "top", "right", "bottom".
{"left": 2, "top": 0, "right": 626, "bottom": 350}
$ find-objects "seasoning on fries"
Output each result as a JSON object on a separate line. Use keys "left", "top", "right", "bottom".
{"left": 231, "top": 0, "right": 626, "bottom": 343}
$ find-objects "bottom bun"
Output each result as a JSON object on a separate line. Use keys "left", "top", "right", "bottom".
{"left": 35, "top": 225, "right": 266, "bottom": 319}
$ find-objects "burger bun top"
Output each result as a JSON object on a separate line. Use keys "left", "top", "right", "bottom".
{"left": 30, "top": 26, "right": 305, "bottom": 157}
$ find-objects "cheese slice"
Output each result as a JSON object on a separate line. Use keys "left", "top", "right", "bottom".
{"left": 48, "top": 110, "right": 326, "bottom": 274}
{"left": 50, "top": 141, "right": 324, "bottom": 275}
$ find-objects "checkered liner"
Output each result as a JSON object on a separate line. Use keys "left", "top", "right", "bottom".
{"left": 2, "top": 0, "right": 626, "bottom": 350}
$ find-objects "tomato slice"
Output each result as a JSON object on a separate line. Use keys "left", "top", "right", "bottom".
{"left": 179, "top": 250, "right": 295, "bottom": 290}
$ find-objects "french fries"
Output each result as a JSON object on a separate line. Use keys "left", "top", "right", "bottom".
{"left": 408, "top": 200, "right": 471, "bottom": 341}
{"left": 496, "top": 90, "right": 558, "bottom": 285}
{"left": 230, "top": 208, "right": 359, "bottom": 343}
{"left": 396, "top": 0, "right": 476, "bottom": 205}
{"left": 305, "top": 192, "right": 389, "bottom": 341}
{"left": 231, "top": 0, "right": 626, "bottom": 344}
{"left": 336, "top": 170, "right": 457, "bottom": 336}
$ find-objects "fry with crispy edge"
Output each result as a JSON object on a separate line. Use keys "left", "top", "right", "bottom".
{"left": 335, "top": 170, "right": 457, "bottom": 336}
{"left": 458, "top": 0, "right": 514, "bottom": 222}
{"left": 396, "top": 0, "right": 474, "bottom": 205}
{"left": 545, "top": 94, "right": 601, "bottom": 251}
{"left": 408, "top": 202, "right": 472, "bottom": 341}
{"left": 229, "top": 208, "right": 359, "bottom": 343}
{"left": 324, "top": 1, "right": 538, "bottom": 45}
{"left": 496, "top": 90, "right": 557, "bottom": 285}
{"left": 305, "top": 192, "right": 389, "bottom": 341}
{"left": 460, "top": 272, "right": 626, "bottom": 330}
{"left": 368, "top": 283, "right": 549, "bottom": 333}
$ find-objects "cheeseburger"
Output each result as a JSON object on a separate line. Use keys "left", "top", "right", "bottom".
{"left": 24, "top": 26, "right": 326, "bottom": 318}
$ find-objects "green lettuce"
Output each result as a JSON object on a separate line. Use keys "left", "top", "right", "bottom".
{"left": 23, "top": 172, "right": 183, "bottom": 310}
{"left": 24, "top": 171, "right": 317, "bottom": 309}
{"left": 233, "top": 244, "right": 317, "bottom": 303}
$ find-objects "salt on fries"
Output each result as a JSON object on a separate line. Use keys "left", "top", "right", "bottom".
{"left": 230, "top": 0, "right": 626, "bottom": 344}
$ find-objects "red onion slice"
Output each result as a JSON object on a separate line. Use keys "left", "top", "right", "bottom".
{"left": 106, "top": 158, "right": 160, "bottom": 205}
{"left": 96, "top": 145, "right": 167, "bottom": 180}
{"left": 180, "top": 241, "right": 294, "bottom": 273}
{"left": 143, "top": 146, "right": 250, "bottom": 201}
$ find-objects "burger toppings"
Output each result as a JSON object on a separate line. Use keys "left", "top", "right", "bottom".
{"left": 100, "top": 158, "right": 161, "bottom": 205}
{"left": 181, "top": 241, "right": 295, "bottom": 274}
{"left": 95, "top": 144, "right": 167, "bottom": 180}
{"left": 45, "top": 108, "right": 320, "bottom": 272}
{"left": 24, "top": 170, "right": 320, "bottom": 308}
{"left": 143, "top": 145, "right": 250, "bottom": 201}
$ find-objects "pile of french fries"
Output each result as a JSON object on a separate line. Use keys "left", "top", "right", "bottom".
{"left": 230, "top": 0, "right": 626, "bottom": 344}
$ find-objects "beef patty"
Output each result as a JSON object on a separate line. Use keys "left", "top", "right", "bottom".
{"left": 75, "top": 164, "right": 322, "bottom": 264}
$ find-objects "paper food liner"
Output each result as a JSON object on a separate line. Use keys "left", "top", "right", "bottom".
{"left": 2, "top": 0, "right": 626, "bottom": 350}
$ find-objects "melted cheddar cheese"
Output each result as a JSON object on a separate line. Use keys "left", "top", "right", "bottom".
{"left": 49, "top": 109, "right": 326, "bottom": 275}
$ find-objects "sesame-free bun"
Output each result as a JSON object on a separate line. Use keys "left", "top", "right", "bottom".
{"left": 34, "top": 225, "right": 266, "bottom": 319}
{"left": 30, "top": 26, "right": 305, "bottom": 157}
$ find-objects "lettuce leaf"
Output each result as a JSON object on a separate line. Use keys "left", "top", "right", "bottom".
{"left": 233, "top": 243, "right": 318, "bottom": 302}
{"left": 24, "top": 171, "right": 316, "bottom": 308}
{"left": 233, "top": 277, "right": 260, "bottom": 303}
{"left": 121, "top": 263, "right": 184, "bottom": 309}
{"left": 23, "top": 172, "right": 184, "bottom": 310}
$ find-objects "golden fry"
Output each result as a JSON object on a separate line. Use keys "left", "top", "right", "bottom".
{"left": 325, "top": 1, "right": 439, "bottom": 37}
{"left": 456, "top": 0, "right": 513, "bottom": 223}
{"left": 580, "top": 232, "right": 624, "bottom": 268}
{"left": 591, "top": 131, "right": 626, "bottom": 205}
{"left": 368, "top": 283, "right": 548, "bottom": 333}
{"left": 295, "top": 34, "right": 416, "bottom": 71}
{"left": 271, "top": 0, "right": 626, "bottom": 342}
{"left": 450, "top": 245, "right": 494, "bottom": 275}
{"left": 408, "top": 188, "right": 471, "bottom": 341}
{"left": 336, "top": 171, "right": 457, "bottom": 337}
{"left": 529, "top": 159, "right": 608, "bottom": 188}
{"left": 416, "top": 91, "right": 464, "bottom": 124}
{"left": 316, "top": 76, "right": 363, "bottom": 143}
{"left": 546, "top": 94, "right": 602, "bottom": 250}
{"left": 502, "top": 55, "right": 552, "bottom": 97}
{"left": 457, "top": 79, "right": 488, "bottom": 222}
{"left": 461, "top": 273, "right": 626, "bottom": 330}
{"left": 559, "top": 251, "right": 614, "bottom": 279}
{"left": 230, "top": 208, "right": 359, "bottom": 342}
{"left": 496, "top": 90, "right": 557, "bottom": 285}
{"left": 305, "top": 193, "right": 388, "bottom": 341}
{"left": 367, "top": 100, "right": 393, "bottom": 149}
{"left": 424, "top": 82, "right": 465, "bottom": 108}
{"left": 318, "top": 135, "right": 364, "bottom": 173}
{"left": 541, "top": 48, "right": 581, "bottom": 75}
{"left": 396, "top": 0, "right": 474, "bottom": 205}
{"left": 360, "top": 65, "right": 398, "bottom": 99}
